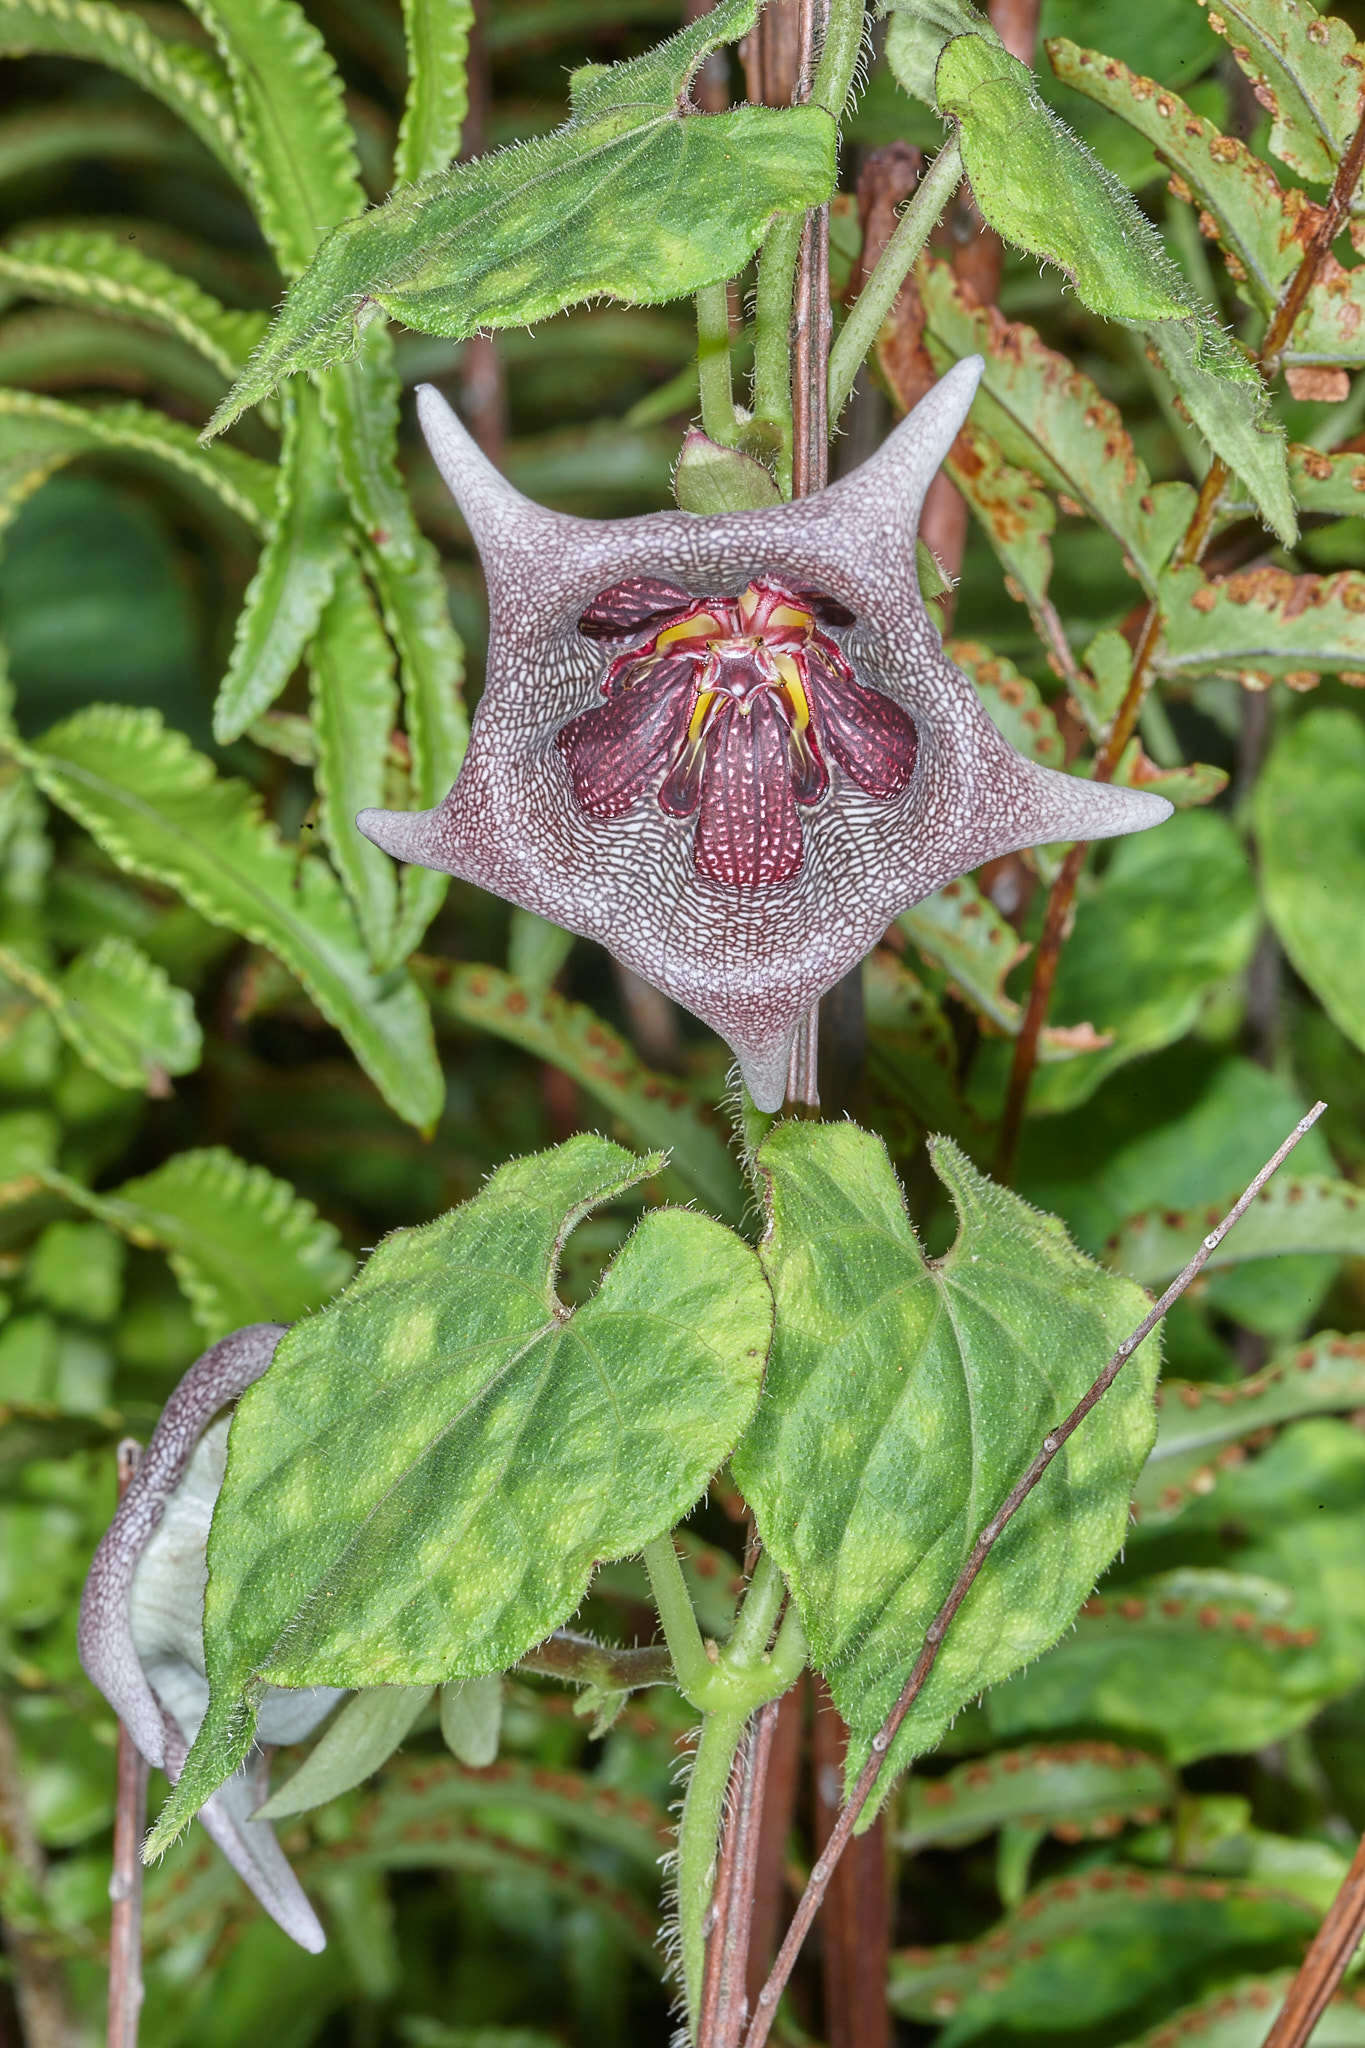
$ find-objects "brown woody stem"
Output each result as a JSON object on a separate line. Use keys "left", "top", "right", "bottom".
{"left": 1262, "top": 1826, "right": 1365, "bottom": 2048}
{"left": 742, "top": 1102, "right": 1327, "bottom": 2048}
{"left": 995, "top": 104, "right": 1365, "bottom": 1183}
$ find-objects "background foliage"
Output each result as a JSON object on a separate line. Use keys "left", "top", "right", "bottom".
{"left": 2, "top": 0, "right": 1365, "bottom": 2042}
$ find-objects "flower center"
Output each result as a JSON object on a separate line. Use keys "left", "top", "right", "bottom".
{"left": 557, "top": 577, "right": 917, "bottom": 888}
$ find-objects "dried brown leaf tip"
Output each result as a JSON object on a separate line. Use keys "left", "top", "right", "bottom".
{"left": 360, "top": 361, "right": 1171, "bottom": 1109}
{"left": 78, "top": 1326, "right": 342, "bottom": 1951}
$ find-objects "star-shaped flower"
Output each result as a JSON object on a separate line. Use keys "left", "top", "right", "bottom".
{"left": 360, "top": 358, "right": 1170, "bottom": 1110}
{"left": 79, "top": 1326, "right": 342, "bottom": 1952}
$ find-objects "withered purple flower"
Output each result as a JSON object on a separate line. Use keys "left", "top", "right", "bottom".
{"left": 79, "top": 1325, "right": 342, "bottom": 1952}
{"left": 359, "top": 358, "right": 1171, "bottom": 1110}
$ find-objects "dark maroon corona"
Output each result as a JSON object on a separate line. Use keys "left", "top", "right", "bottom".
{"left": 557, "top": 578, "right": 918, "bottom": 887}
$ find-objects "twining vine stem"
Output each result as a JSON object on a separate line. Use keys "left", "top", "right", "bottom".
{"left": 740, "top": 1101, "right": 1328, "bottom": 2048}
{"left": 107, "top": 1439, "right": 145, "bottom": 2048}
{"left": 995, "top": 104, "right": 1365, "bottom": 1182}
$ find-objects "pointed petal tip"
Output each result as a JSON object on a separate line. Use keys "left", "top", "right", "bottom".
{"left": 737, "top": 1039, "right": 793, "bottom": 1115}
{"left": 356, "top": 805, "right": 442, "bottom": 868}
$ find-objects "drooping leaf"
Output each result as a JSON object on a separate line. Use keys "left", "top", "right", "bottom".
{"left": 888, "top": 1866, "right": 1318, "bottom": 2042}
{"left": 145, "top": 1136, "right": 770, "bottom": 1853}
{"left": 420, "top": 961, "right": 745, "bottom": 1224}
{"left": 439, "top": 1675, "right": 502, "bottom": 1769}
{"left": 257, "top": 1687, "right": 432, "bottom": 1820}
{"left": 212, "top": 383, "right": 349, "bottom": 744}
{"left": 733, "top": 1124, "right": 1160, "bottom": 1791}
{"left": 0, "top": 935, "right": 200, "bottom": 1092}
{"left": 1256, "top": 710, "right": 1365, "bottom": 1058}
{"left": 898, "top": 1741, "right": 1174, "bottom": 1854}
{"left": 394, "top": 0, "right": 473, "bottom": 187}
{"left": 0, "top": 0, "right": 246, "bottom": 179}
{"left": 913, "top": 257, "right": 1197, "bottom": 593}
{"left": 0, "top": 226, "right": 265, "bottom": 383}
{"left": 1199, "top": 0, "right": 1365, "bottom": 185}
{"left": 1135, "top": 1334, "right": 1365, "bottom": 1522}
{"left": 308, "top": 552, "right": 398, "bottom": 965}
{"left": 43, "top": 1146, "right": 353, "bottom": 1340}
{"left": 986, "top": 1567, "right": 1341, "bottom": 1764}
{"left": 204, "top": 0, "right": 836, "bottom": 434}
{"left": 12, "top": 707, "right": 443, "bottom": 1129}
{"left": 891, "top": 15, "right": 1293, "bottom": 542}
{"left": 0, "top": 390, "right": 274, "bottom": 538}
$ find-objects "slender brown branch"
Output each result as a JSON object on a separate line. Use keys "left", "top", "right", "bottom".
{"left": 1262, "top": 1827, "right": 1365, "bottom": 2048}
{"left": 742, "top": 1102, "right": 1327, "bottom": 2048}
{"left": 812, "top": 1681, "right": 890, "bottom": 2048}
{"left": 107, "top": 1440, "right": 146, "bottom": 2048}
{"left": 516, "top": 1629, "right": 675, "bottom": 1693}
{"left": 698, "top": 1701, "right": 782, "bottom": 2047}
{"left": 995, "top": 104, "right": 1365, "bottom": 1182}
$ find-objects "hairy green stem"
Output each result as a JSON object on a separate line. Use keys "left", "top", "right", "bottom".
{"left": 750, "top": 0, "right": 868, "bottom": 491}
{"left": 726, "top": 1548, "right": 788, "bottom": 1667}
{"left": 644, "top": 1533, "right": 714, "bottom": 1703}
{"left": 696, "top": 281, "right": 742, "bottom": 446}
{"left": 678, "top": 1704, "right": 750, "bottom": 2023}
{"left": 828, "top": 132, "right": 963, "bottom": 424}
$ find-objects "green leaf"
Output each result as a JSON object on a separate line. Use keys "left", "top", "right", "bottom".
{"left": 420, "top": 961, "right": 745, "bottom": 1224}
{"left": 897, "top": 876, "right": 1100, "bottom": 1062}
{"left": 0, "top": 935, "right": 200, "bottom": 1092}
{"left": 1130, "top": 1422, "right": 1365, "bottom": 1710}
{"left": 1200, "top": 0, "right": 1365, "bottom": 185}
{"left": 673, "top": 431, "right": 781, "bottom": 514}
{"left": 1105, "top": 1175, "right": 1365, "bottom": 1286}
{"left": 1046, "top": 44, "right": 1299, "bottom": 318}
{"left": 0, "top": 226, "right": 266, "bottom": 383}
{"left": 888, "top": 1865, "right": 1318, "bottom": 2041}
{"left": 296, "top": 1781, "right": 659, "bottom": 1963}
{"left": 1136, "top": 1334, "right": 1365, "bottom": 1522}
{"left": 439, "top": 1676, "right": 502, "bottom": 1769}
{"left": 12, "top": 707, "right": 443, "bottom": 1130}
{"left": 183, "top": 0, "right": 364, "bottom": 276}
{"left": 1256, "top": 709, "right": 1365, "bottom": 1058}
{"left": 145, "top": 1135, "right": 770, "bottom": 1853}
{"left": 986, "top": 1565, "right": 1347, "bottom": 1763}
{"left": 732, "top": 1124, "right": 1160, "bottom": 1790}
{"left": 981, "top": 811, "right": 1258, "bottom": 1116}
{"left": 205, "top": 0, "right": 836, "bottom": 434}
{"left": 257, "top": 1687, "right": 432, "bottom": 1820}
{"left": 1116, "top": 1975, "right": 1365, "bottom": 2048}
{"left": 212, "top": 383, "right": 349, "bottom": 745}
{"left": 315, "top": 1750, "right": 667, "bottom": 1873}
{"left": 322, "top": 328, "right": 467, "bottom": 962}
{"left": 914, "top": 256, "right": 1197, "bottom": 594}
{"left": 925, "top": 29, "right": 1294, "bottom": 543}
{"left": 0, "top": 0, "right": 246, "bottom": 180}
{"left": 394, "top": 0, "right": 472, "bottom": 187}
{"left": 0, "top": 390, "right": 274, "bottom": 538}
{"left": 1162, "top": 565, "right": 1365, "bottom": 692}
{"left": 308, "top": 553, "right": 398, "bottom": 964}
{"left": 946, "top": 640, "right": 1066, "bottom": 770}
{"left": 897, "top": 1741, "right": 1174, "bottom": 1854}
{"left": 44, "top": 1146, "right": 353, "bottom": 1340}
{"left": 25, "top": 1217, "right": 124, "bottom": 1323}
